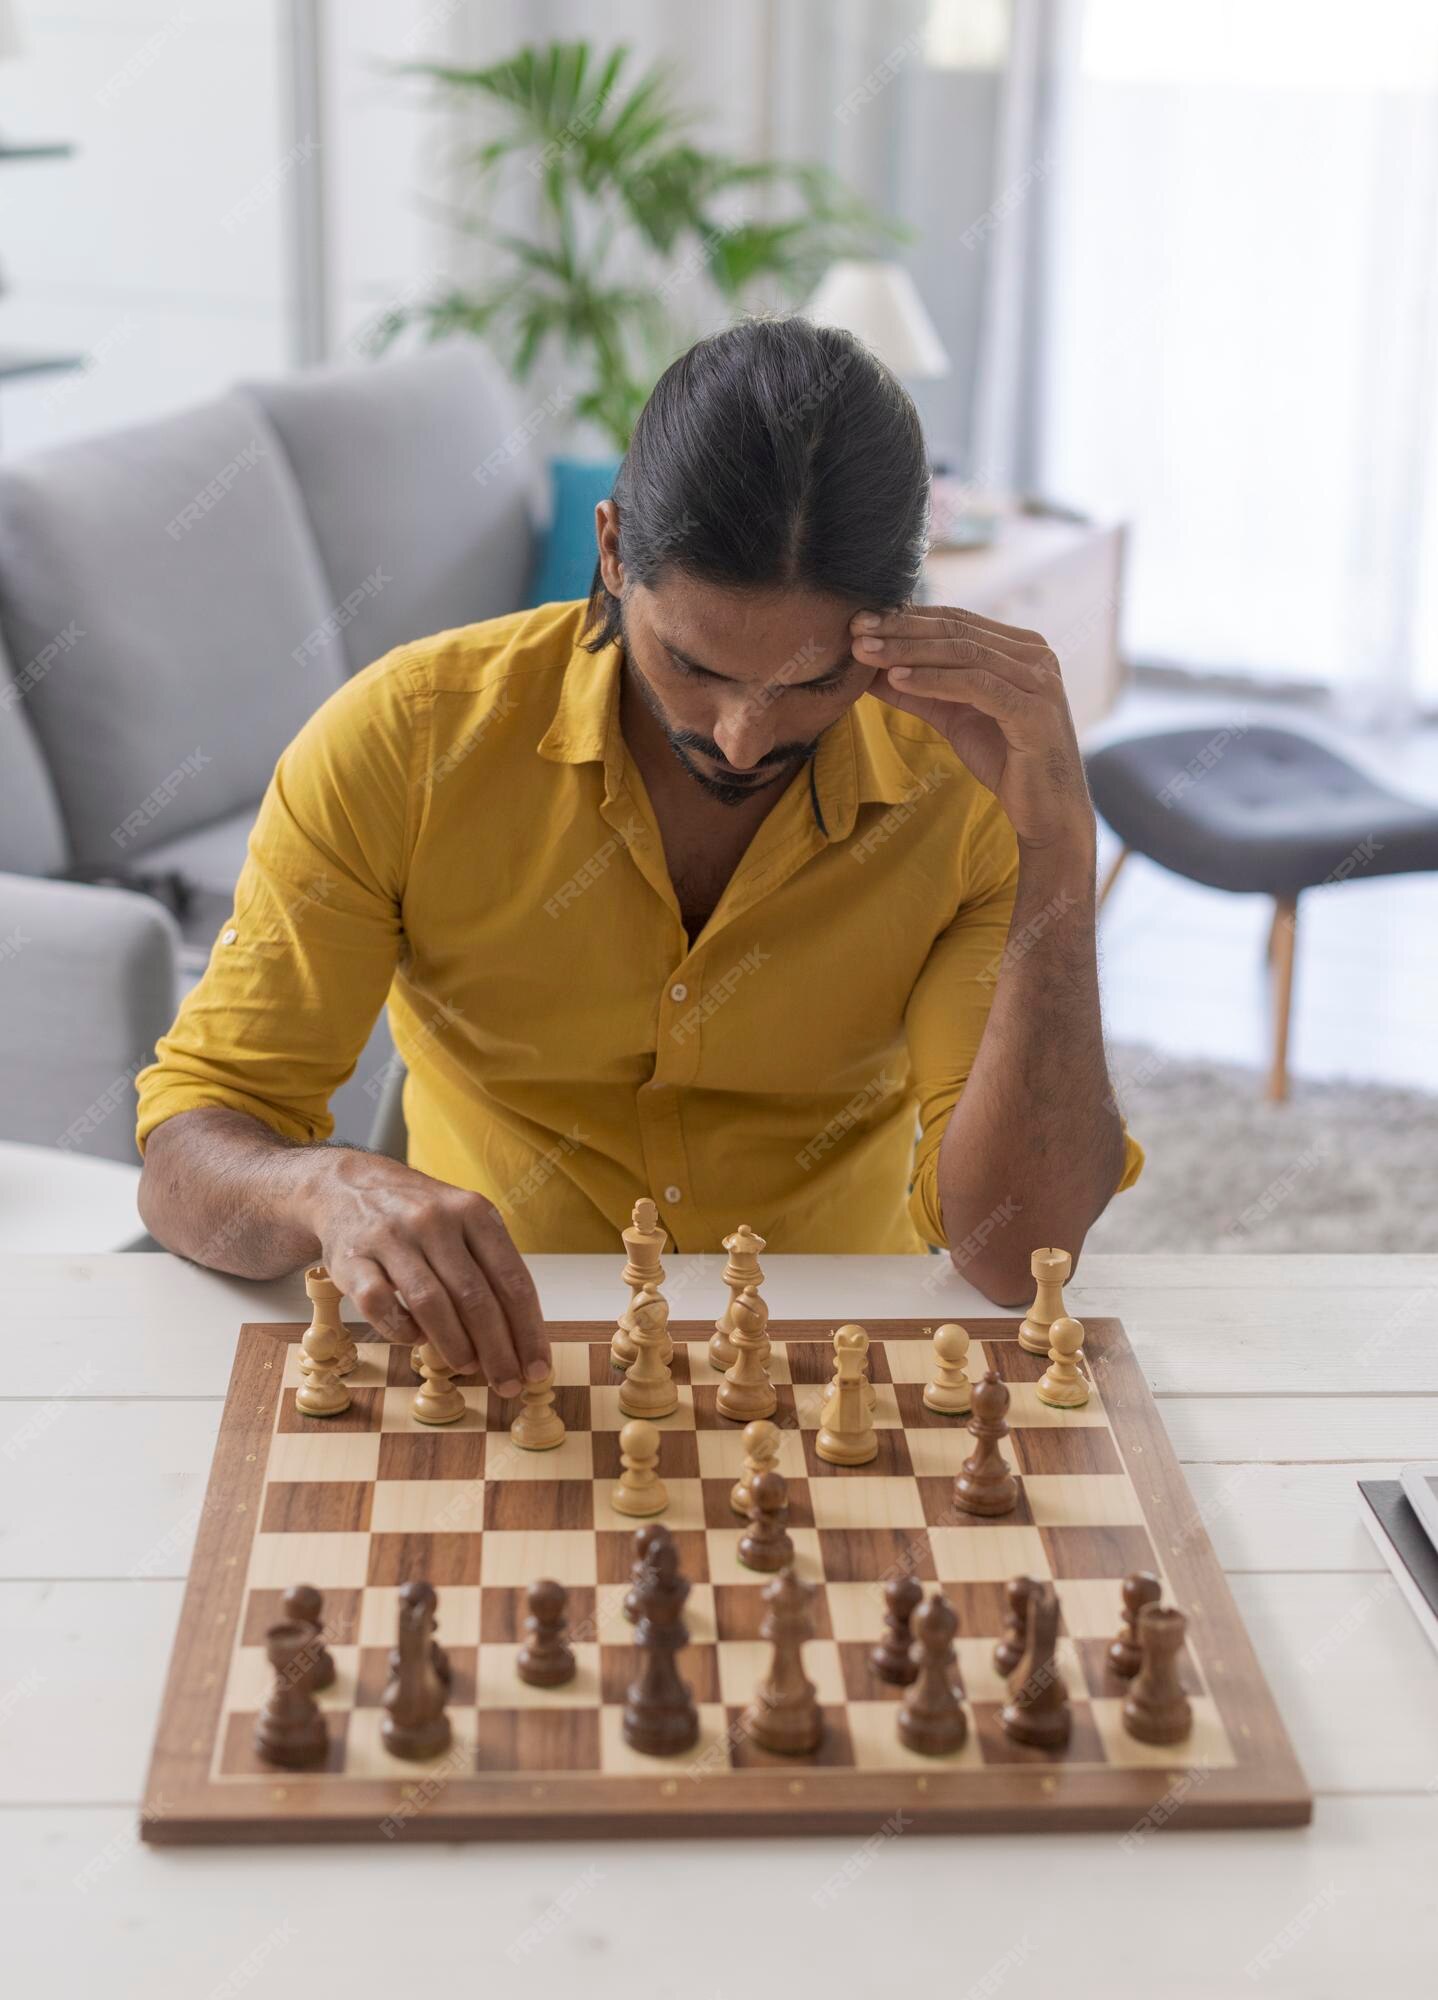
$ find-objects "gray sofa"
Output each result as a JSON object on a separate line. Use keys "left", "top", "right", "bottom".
{"left": 0, "top": 342, "right": 540, "bottom": 1162}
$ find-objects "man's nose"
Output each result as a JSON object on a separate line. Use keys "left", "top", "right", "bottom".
{"left": 712, "top": 696, "right": 775, "bottom": 771}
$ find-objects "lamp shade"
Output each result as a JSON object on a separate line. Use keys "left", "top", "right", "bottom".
{"left": 0, "top": 1, "right": 23, "bottom": 63}
{"left": 803, "top": 259, "right": 949, "bottom": 380}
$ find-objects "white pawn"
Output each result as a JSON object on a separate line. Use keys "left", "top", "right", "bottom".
{"left": 411, "top": 1343, "right": 465, "bottom": 1426}
{"left": 511, "top": 1362, "right": 566, "bottom": 1449}
{"left": 619, "top": 1287, "right": 678, "bottom": 1419}
{"left": 730, "top": 1417, "right": 782, "bottom": 1518}
{"left": 923, "top": 1323, "right": 972, "bottom": 1415}
{"left": 295, "top": 1307, "right": 351, "bottom": 1417}
{"left": 716, "top": 1287, "right": 776, "bottom": 1421}
{"left": 1036, "top": 1316, "right": 1090, "bottom": 1409}
{"left": 612, "top": 1419, "right": 667, "bottom": 1517}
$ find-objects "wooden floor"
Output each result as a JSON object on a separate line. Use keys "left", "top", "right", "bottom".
{"left": 2, "top": 1251, "right": 1435, "bottom": 1997}
{"left": 1091, "top": 689, "right": 1438, "bottom": 1091}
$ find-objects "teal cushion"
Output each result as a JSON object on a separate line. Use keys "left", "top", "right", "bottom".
{"left": 527, "top": 456, "right": 622, "bottom": 608}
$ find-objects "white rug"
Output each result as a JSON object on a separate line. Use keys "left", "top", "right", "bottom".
{"left": 1082, "top": 1043, "right": 1438, "bottom": 1254}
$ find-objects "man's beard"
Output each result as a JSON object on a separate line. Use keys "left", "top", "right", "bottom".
{"left": 619, "top": 606, "right": 821, "bottom": 809}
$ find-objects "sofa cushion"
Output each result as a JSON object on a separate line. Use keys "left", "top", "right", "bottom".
{"left": 0, "top": 393, "right": 347, "bottom": 871}
{"left": 0, "top": 631, "right": 68, "bottom": 876}
{"left": 243, "top": 342, "right": 539, "bottom": 676}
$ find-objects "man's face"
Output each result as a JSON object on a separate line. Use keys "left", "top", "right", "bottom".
{"left": 614, "top": 569, "right": 877, "bottom": 808}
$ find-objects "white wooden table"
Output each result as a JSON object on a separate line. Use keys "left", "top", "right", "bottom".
{"left": 3, "top": 1252, "right": 1436, "bottom": 1998}
{"left": 0, "top": 1140, "right": 142, "bottom": 1253}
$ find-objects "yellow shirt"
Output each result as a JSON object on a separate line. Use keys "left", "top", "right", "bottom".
{"left": 136, "top": 599, "right": 1141, "bottom": 1253}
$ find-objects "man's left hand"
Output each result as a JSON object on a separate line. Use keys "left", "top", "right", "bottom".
{"left": 851, "top": 605, "right": 1095, "bottom": 859}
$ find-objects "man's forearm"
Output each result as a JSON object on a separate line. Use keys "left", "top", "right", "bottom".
{"left": 935, "top": 849, "right": 1125, "bottom": 1303}
{"left": 138, "top": 1108, "right": 327, "bottom": 1278}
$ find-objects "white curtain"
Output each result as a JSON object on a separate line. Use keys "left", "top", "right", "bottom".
{"left": 1034, "top": 0, "right": 1438, "bottom": 710}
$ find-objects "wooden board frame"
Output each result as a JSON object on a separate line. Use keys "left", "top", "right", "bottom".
{"left": 141, "top": 1316, "right": 1312, "bottom": 1843}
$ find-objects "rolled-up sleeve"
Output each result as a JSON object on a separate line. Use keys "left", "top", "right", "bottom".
{"left": 135, "top": 652, "right": 420, "bottom": 1154}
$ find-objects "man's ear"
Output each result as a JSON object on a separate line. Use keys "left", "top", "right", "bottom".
{"left": 595, "top": 499, "right": 624, "bottom": 597}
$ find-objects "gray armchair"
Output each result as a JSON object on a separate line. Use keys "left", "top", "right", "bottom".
{"left": 0, "top": 341, "right": 540, "bottom": 1163}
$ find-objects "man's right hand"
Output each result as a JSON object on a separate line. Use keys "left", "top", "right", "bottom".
{"left": 297, "top": 1149, "right": 549, "bottom": 1395}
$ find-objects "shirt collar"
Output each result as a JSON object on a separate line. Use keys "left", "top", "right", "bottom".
{"left": 537, "top": 634, "right": 926, "bottom": 836}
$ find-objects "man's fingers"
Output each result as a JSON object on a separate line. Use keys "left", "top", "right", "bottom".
{"left": 335, "top": 1254, "right": 419, "bottom": 1347}
{"left": 855, "top": 626, "right": 1044, "bottom": 683}
{"left": 462, "top": 1204, "right": 551, "bottom": 1382}
{"left": 420, "top": 1217, "right": 524, "bottom": 1393}
{"left": 876, "top": 662, "right": 1034, "bottom": 717}
{"left": 854, "top": 603, "right": 1049, "bottom": 649}
{"left": 376, "top": 1249, "right": 477, "bottom": 1378}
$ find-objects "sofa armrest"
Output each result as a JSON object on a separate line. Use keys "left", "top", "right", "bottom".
{"left": 0, "top": 873, "right": 179, "bottom": 1163}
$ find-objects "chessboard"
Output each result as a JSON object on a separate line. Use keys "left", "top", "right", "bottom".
{"left": 141, "top": 1305, "right": 1311, "bottom": 1843}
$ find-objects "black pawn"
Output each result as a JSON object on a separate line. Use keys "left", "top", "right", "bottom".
{"left": 622, "top": 1525, "right": 699, "bottom": 1756}
{"left": 1109, "top": 1571, "right": 1162, "bottom": 1680}
{"left": 738, "top": 1468, "right": 794, "bottom": 1574}
{"left": 254, "top": 1621, "right": 329, "bottom": 1769}
{"left": 517, "top": 1578, "right": 577, "bottom": 1687}
{"left": 281, "top": 1582, "right": 336, "bottom": 1693}
{"left": 993, "top": 1575, "right": 1037, "bottom": 1679}
{"left": 870, "top": 1574, "right": 923, "bottom": 1685}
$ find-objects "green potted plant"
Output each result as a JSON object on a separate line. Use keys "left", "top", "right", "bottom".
{"left": 373, "top": 40, "right": 894, "bottom": 601}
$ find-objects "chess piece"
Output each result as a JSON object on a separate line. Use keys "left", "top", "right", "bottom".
{"left": 870, "top": 1573, "right": 923, "bottom": 1685}
{"left": 612, "top": 1419, "right": 667, "bottom": 1517}
{"left": 741, "top": 1567, "right": 823, "bottom": 1755}
{"left": 381, "top": 1581, "right": 452, "bottom": 1760}
{"left": 618, "top": 1286, "right": 678, "bottom": 1419}
{"left": 1122, "top": 1604, "right": 1193, "bottom": 1745}
{"left": 516, "top": 1578, "right": 577, "bottom": 1687}
{"left": 622, "top": 1525, "right": 699, "bottom": 1755}
{"left": 386, "top": 1580, "right": 451, "bottom": 1688}
{"left": 993, "top": 1575, "right": 1037, "bottom": 1680}
{"left": 897, "top": 1591, "right": 966, "bottom": 1756}
{"left": 294, "top": 1297, "right": 351, "bottom": 1418}
{"left": 715, "top": 1286, "right": 776, "bottom": 1422}
{"left": 1019, "top": 1246, "right": 1072, "bottom": 1354}
{"left": 815, "top": 1324, "right": 878, "bottom": 1466}
{"left": 281, "top": 1583, "right": 335, "bottom": 1693}
{"left": 511, "top": 1362, "right": 566, "bottom": 1450}
{"left": 1108, "top": 1571, "right": 1163, "bottom": 1680}
{"left": 709, "top": 1222, "right": 766, "bottom": 1372}
{"left": 730, "top": 1417, "right": 781, "bottom": 1518}
{"left": 1036, "top": 1316, "right": 1089, "bottom": 1410}
{"left": 738, "top": 1468, "right": 794, "bottom": 1574}
{"left": 1000, "top": 1582, "right": 1071, "bottom": 1749}
{"left": 304, "top": 1264, "right": 356, "bottom": 1377}
{"left": 612, "top": 1197, "right": 668, "bottom": 1370}
{"left": 253, "top": 1621, "right": 329, "bottom": 1768}
{"left": 952, "top": 1370, "right": 1019, "bottom": 1516}
{"left": 923, "top": 1322, "right": 972, "bottom": 1416}
{"left": 410, "top": 1342, "right": 425, "bottom": 1380}
{"left": 411, "top": 1343, "right": 466, "bottom": 1426}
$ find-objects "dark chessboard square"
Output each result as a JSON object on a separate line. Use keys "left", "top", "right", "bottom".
{"left": 587, "top": 1341, "right": 692, "bottom": 1385}
{"left": 485, "top": 1384, "right": 590, "bottom": 1434}
{"left": 480, "top": 1584, "right": 598, "bottom": 1645}
{"left": 781, "top": 1339, "right": 892, "bottom": 1386}
{"left": 1040, "top": 1525, "right": 1158, "bottom": 1581}
{"left": 700, "top": 1476, "right": 814, "bottom": 1530}
{"left": 220, "top": 1709, "right": 348, "bottom": 1777}
{"left": 242, "top": 1586, "right": 363, "bottom": 1648}
{"left": 353, "top": 1643, "right": 477, "bottom": 1708}
{"left": 366, "top": 1532, "right": 482, "bottom": 1588}
{"left": 377, "top": 1430, "right": 486, "bottom": 1482}
{"left": 817, "top": 1526, "right": 935, "bottom": 1584}
{"left": 277, "top": 1386, "right": 382, "bottom": 1434}
{"left": 892, "top": 1382, "right": 973, "bottom": 1430}
{"left": 483, "top": 1480, "right": 595, "bottom": 1532}
{"left": 691, "top": 1384, "right": 798, "bottom": 1431}
{"left": 592, "top": 1429, "right": 700, "bottom": 1480}
{"left": 917, "top": 1475, "right": 1034, "bottom": 1529}
{"left": 932, "top": 1580, "right": 1023, "bottom": 1641}
{"left": 979, "top": 1341, "right": 1048, "bottom": 1383}
{"left": 837, "top": 1639, "right": 908, "bottom": 1703}
{"left": 971, "top": 1698, "right": 1106, "bottom": 1767}
{"left": 725, "top": 1704, "right": 856, "bottom": 1769}
{"left": 475, "top": 1708, "right": 600, "bottom": 1775}
{"left": 260, "top": 1480, "right": 373, "bottom": 1535}
{"left": 594, "top": 1527, "right": 710, "bottom": 1585}
{"left": 802, "top": 1428, "right": 914, "bottom": 1478}
{"left": 598, "top": 1641, "right": 720, "bottom": 1705}
{"left": 711, "top": 1581, "right": 832, "bottom": 1642}
{"left": 1073, "top": 1635, "right": 1204, "bottom": 1702}
{"left": 385, "top": 1344, "right": 425, "bottom": 1387}
{"left": 1011, "top": 1426, "right": 1122, "bottom": 1476}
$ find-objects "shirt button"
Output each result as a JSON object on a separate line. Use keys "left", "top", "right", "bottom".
{"left": 670, "top": 982, "right": 688, "bottom": 1003}
{"left": 664, "top": 1184, "right": 683, "bottom": 1204}
{"left": 221, "top": 928, "right": 237, "bottom": 944}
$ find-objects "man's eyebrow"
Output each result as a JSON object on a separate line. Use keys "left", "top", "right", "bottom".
{"left": 657, "top": 637, "right": 856, "bottom": 685}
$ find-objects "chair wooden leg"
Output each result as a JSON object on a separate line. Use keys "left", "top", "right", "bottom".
{"left": 1267, "top": 894, "right": 1298, "bottom": 1102}
{"left": 1096, "top": 847, "right": 1129, "bottom": 914}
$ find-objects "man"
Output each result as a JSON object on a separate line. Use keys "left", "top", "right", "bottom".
{"left": 137, "top": 318, "right": 1140, "bottom": 1395}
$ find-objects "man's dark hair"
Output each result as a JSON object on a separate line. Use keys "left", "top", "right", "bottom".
{"left": 582, "top": 315, "right": 929, "bottom": 651}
